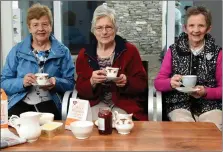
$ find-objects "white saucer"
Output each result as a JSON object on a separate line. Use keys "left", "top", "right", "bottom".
{"left": 176, "top": 87, "right": 200, "bottom": 93}
{"left": 32, "top": 82, "right": 51, "bottom": 87}
{"left": 94, "top": 120, "right": 99, "bottom": 126}
{"left": 106, "top": 76, "right": 118, "bottom": 81}
{"left": 94, "top": 120, "right": 115, "bottom": 128}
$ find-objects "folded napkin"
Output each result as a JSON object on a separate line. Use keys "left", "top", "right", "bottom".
{"left": 0, "top": 128, "right": 26, "bottom": 149}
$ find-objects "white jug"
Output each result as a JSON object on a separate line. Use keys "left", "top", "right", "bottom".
{"left": 9, "top": 111, "right": 41, "bottom": 142}
{"left": 113, "top": 111, "right": 134, "bottom": 135}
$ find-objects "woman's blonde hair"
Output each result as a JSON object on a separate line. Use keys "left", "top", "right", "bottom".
{"left": 185, "top": 6, "right": 212, "bottom": 28}
{"left": 26, "top": 3, "right": 53, "bottom": 27}
{"left": 91, "top": 3, "right": 118, "bottom": 33}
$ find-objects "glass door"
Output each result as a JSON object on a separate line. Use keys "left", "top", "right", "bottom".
{"left": 18, "top": 0, "right": 54, "bottom": 40}
{"left": 175, "top": 0, "right": 193, "bottom": 41}
{"left": 61, "top": 1, "right": 104, "bottom": 55}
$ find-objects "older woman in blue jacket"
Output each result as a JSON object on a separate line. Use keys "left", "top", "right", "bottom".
{"left": 1, "top": 3, "right": 75, "bottom": 119}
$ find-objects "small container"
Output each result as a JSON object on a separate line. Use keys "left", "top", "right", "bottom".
{"left": 98, "top": 107, "right": 112, "bottom": 135}
{"left": 41, "top": 122, "right": 64, "bottom": 138}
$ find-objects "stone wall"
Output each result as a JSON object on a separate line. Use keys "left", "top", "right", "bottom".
{"left": 106, "top": 1, "right": 162, "bottom": 82}
{"left": 106, "top": 1, "right": 162, "bottom": 55}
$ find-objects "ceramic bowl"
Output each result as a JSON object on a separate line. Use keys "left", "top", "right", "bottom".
{"left": 39, "top": 113, "right": 54, "bottom": 125}
{"left": 70, "top": 121, "right": 93, "bottom": 139}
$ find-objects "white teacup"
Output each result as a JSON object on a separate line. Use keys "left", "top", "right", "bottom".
{"left": 39, "top": 113, "right": 54, "bottom": 125}
{"left": 105, "top": 67, "right": 119, "bottom": 78}
{"left": 35, "top": 73, "right": 49, "bottom": 85}
{"left": 70, "top": 121, "right": 93, "bottom": 139}
{"left": 182, "top": 75, "right": 197, "bottom": 87}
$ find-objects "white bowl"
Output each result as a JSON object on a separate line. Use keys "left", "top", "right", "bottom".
{"left": 70, "top": 121, "right": 93, "bottom": 139}
{"left": 39, "top": 113, "right": 54, "bottom": 125}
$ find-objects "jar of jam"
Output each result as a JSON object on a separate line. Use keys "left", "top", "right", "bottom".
{"left": 98, "top": 107, "right": 112, "bottom": 135}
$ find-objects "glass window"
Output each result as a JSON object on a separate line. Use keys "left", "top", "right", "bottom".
{"left": 174, "top": 1, "right": 193, "bottom": 41}
{"left": 17, "top": 0, "right": 53, "bottom": 40}
{"left": 61, "top": 1, "right": 104, "bottom": 55}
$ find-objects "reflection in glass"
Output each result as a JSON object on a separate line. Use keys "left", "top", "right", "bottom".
{"left": 175, "top": 0, "right": 193, "bottom": 42}
{"left": 18, "top": 1, "right": 53, "bottom": 39}
{"left": 175, "top": 1, "right": 182, "bottom": 40}
{"left": 62, "top": 1, "right": 104, "bottom": 55}
{"left": 62, "top": 11, "right": 87, "bottom": 54}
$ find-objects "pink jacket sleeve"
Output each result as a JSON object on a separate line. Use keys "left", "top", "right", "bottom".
{"left": 204, "top": 50, "right": 222, "bottom": 100}
{"left": 154, "top": 49, "right": 173, "bottom": 92}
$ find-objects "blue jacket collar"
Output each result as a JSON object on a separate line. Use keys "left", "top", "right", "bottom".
{"left": 19, "top": 33, "right": 66, "bottom": 59}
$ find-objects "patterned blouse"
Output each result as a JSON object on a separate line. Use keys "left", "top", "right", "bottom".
{"left": 97, "top": 52, "right": 115, "bottom": 108}
{"left": 23, "top": 49, "right": 52, "bottom": 105}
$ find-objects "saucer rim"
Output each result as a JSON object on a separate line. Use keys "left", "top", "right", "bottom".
{"left": 32, "top": 82, "right": 51, "bottom": 87}
{"left": 106, "top": 76, "right": 118, "bottom": 81}
{"left": 176, "top": 87, "right": 200, "bottom": 93}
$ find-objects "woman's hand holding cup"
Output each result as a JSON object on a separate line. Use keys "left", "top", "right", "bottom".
{"left": 114, "top": 74, "right": 127, "bottom": 87}
{"left": 40, "top": 77, "right": 56, "bottom": 90}
{"left": 170, "top": 74, "right": 182, "bottom": 89}
{"left": 90, "top": 70, "right": 107, "bottom": 87}
{"left": 23, "top": 73, "right": 36, "bottom": 87}
{"left": 190, "top": 85, "right": 207, "bottom": 98}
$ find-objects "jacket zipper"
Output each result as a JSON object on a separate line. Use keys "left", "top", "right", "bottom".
{"left": 112, "top": 49, "right": 127, "bottom": 68}
{"left": 8, "top": 93, "right": 19, "bottom": 102}
{"left": 56, "top": 93, "right": 62, "bottom": 103}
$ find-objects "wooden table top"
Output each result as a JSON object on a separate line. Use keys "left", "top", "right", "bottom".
{"left": 3, "top": 121, "right": 222, "bottom": 151}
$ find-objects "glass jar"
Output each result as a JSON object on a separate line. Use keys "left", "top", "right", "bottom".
{"left": 98, "top": 107, "right": 112, "bottom": 135}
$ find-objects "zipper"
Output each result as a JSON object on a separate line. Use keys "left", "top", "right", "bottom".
{"left": 112, "top": 49, "right": 127, "bottom": 68}
{"left": 8, "top": 93, "right": 19, "bottom": 102}
{"left": 56, "top": 93, "right": 62, "bottom": 103}
{"left": 86, "top": 54, "right": 97, "bottom": 62}
{"left": 113, "top": 49, "right": 126, "bottom": 63}
{"left": 54, "top": 92, "right": 62, "bottom": 111}
{"left": 189, "top": 53, "right": 192, "bottom": 75}
{"left": 8, "top": 92, "right": 27, "bottom": 105}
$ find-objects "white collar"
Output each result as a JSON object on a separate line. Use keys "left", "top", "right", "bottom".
{"left": 190, "top": 40, "right": 205, "bottom": 56}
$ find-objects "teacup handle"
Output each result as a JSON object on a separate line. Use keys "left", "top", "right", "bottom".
{"left": 8, "top": 115, "right": 20, "bottom": 129}
{"left": 179, "top": 81, "right": 184, "bottom": 87}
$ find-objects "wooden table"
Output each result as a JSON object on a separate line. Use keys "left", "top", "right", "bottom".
{"left": 3, "top": 121, "right": 222, "bottom": 151}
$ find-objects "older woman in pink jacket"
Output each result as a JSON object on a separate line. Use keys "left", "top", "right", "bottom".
{"left": 154, "top": 6, "right": 222, "bottom": 130}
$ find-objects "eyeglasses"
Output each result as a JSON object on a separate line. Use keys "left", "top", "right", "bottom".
{"left": 95, "top": 26, "right": 114, "bottom": 32}
{"left": 31, "top": 23, "right": 50, "bottom": 29}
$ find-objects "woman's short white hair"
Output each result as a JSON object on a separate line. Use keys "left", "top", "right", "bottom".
{"left": 91, "top": 3, "right": 118, "bottom": 33}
